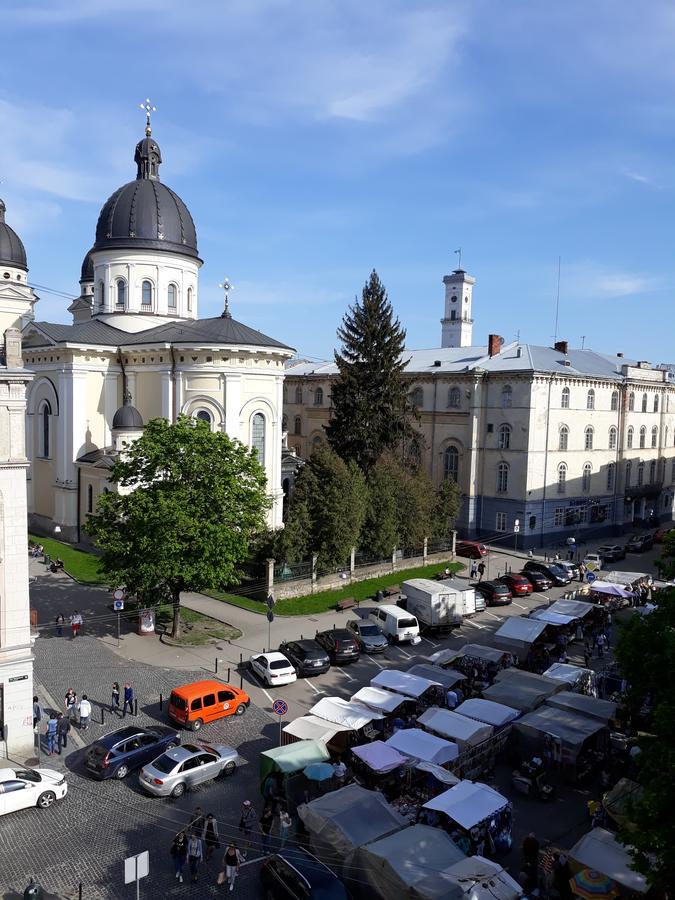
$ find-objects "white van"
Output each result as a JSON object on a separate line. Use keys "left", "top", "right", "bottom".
{"left": 368, "top": 604, "right": 421, "bottom": 645}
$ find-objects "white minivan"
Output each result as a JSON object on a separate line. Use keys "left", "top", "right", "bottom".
{"left": 368, "top": 604, "right": 421, "bottom": 645}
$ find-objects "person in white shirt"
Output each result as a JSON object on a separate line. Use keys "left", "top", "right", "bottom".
{"left": 333, "top": 760, "right": 347, "bottom": 784}
{"left": 78, "top": 694, "right": 92, "bottom": 730}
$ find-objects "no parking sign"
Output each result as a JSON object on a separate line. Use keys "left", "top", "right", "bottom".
{"left": 273, "top": 699, "right": 288, "bottom": 716}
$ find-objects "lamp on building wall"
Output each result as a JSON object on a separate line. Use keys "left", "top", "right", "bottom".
{"left": 53, "top": 525, "right": 61, "bottom": 535}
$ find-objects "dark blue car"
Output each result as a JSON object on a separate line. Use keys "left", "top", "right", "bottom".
{"left": 84, "top": 726, "right": 181, "bottom": 780}
{"left": 261, "top": 849, "right": 348, "bottom": 900}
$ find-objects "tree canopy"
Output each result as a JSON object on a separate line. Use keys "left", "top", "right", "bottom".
{"left": 86, "top": 416, "right": 269, "bottom": 637}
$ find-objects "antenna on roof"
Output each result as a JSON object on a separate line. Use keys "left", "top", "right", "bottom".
{"left": 553, "top": 255, "right": 561, "bottom": 343}
{"left": 581, "top": 335, "right": 586, "bottom": 350}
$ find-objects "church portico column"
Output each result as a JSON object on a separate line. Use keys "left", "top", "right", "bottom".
{"left": 225, "top": 375, "right": 242, "bottom": 441}
{"left": 161, "top": 370, "right": 173, "bottom": 421}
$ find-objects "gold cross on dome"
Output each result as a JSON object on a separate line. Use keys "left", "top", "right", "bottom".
{"left": 139, "top": 98, "right": 157, "bottom": 135}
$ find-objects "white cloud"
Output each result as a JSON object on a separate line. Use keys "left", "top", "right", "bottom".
{"left": 563, "top": 262, "right": 660, "bottom": 300}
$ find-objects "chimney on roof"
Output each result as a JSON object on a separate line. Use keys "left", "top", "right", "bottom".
{"left": 554, "top": 340, "right": 568, "bottom": 355}
{"left": 617, "top": 352, "right": 623, "bottom": 358}
{"left": 488, "top": 334, "right": 502, "bottom": 358}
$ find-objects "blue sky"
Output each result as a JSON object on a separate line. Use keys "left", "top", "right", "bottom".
{"left": 2, "top": 0, "right": 675, "bottom": 362}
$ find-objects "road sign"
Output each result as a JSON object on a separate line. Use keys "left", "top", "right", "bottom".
{"left": 513, "top": 525, "right": 520, "bottom": 533}
{"left": 124, "top": 850, "right": 149, "bottom": 900}
{"left": 566, "top": 537, "right": 576, "bottom": 546}
{"left": 266, "top": 610, "right": 274, "bottom": 623}
{"left": 113, "top": 599, "right": 125, "bottom": 611}
{"left": 266, "top": 594, "right": 276, "bottom": 610}
{"left": 586, "top": 572, "right": 596, "bottom": 583}
{"left": 113, "top": 588, "right": 125, "bottom": 601}
{"left": 272, "top": 699, "right": 288, "bottom": 717}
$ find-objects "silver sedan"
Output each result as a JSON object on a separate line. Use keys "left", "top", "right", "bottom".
{"left": 139, "top": 742, "right": 238, "bottom": 799}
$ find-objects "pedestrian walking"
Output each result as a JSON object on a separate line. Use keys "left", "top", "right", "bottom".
{"left": 202, "top": 813, "right": 220, "bottom": 862}
{"left": 70, "top": 610, "right": 83, "bottom": 638}
{"left": 578, "top": 564, "right": 585, "bottom": 583}
{"left": 170, "top": 831, "right": 188, "bottom": 883}
{"left": 55, "top": 613, "right": 65, "bottom": 637}
{"left": 187, "top": 833, "right": 203, "bottom": 884}
{"left": 111, "top": 682, "right": 121, "bottom": 716}
{"left": 238, "top": 800, "right": 256, "bottom": 857}
{"left": 521, "top": 832, "right": 540, "bottom": 869}
{"left": 477, "top": 561, "right": 486, "bottom": 582}
{"left": 56, "top": 712, "right": 71, "bottom": 754}
{"left": 469, "top": 560, "right": 478, "bottom": 579}
{"left": 64, "top": 688, "right": 77, "bottom": 720}
{"left": 188, "top": 806, "right": 205, "bottom": 836}
{"left": 597, "top": 632, "right": 607, "bottom": 659}
{"left": 260, "top": 806, "right": 274, "bottom": 853}
{"left": 45, "top": 713, "right": 58, "bottom": 755}
{"left": 278, "top": 810, "right": 292, "bottom": 848}
{"left": 33, "top": 695, "right": 43, "bottom": 729}
{"left": 333, "top": 758, "right": 347, "bottom": 786}
{"left": 78, "top": 694, "right": 92, "bottom": 730}
{"left": 122, "top": 682, "right": 134, "bottom": 717}
{"left": 219, "top": 843, "right": 243, "bottom": 892}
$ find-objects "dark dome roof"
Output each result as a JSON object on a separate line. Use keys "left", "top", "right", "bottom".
{"left": 92, "top": 132, "right": 199, "bottom": 260}
{"left": 112, "top": 401, "right": 144, "bottom": 430}
{"left": 80, "top": 250, "right": 94, "bottom": 282}
{"left": 0, "top": 199, "right": 28, "bottom": 271}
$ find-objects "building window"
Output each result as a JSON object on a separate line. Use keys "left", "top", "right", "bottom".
{"left": 554, "top": 507, "right": 564, "bottom": 527}
{"left": 651, "top": 425, "right": 658, "bottom": 448}
{"left": 496, "top": 462, "right": 509, "bottom": 493}
{"left": 87, "top": 484, "right": 93, "bottom": 514}
{"left": 637, "top": 462, "right": 644, "bottom": 486}
{"left": 187, "top": 287, "right": 193, "bottom": 312}
{"left": 608, "top": 426, "right": 617, "bottom": 450}
{"left": 443, "top": 446, "right": 459, "bottom": 482}
{"left": 314, "top": 387, "right": 323, "bottom": 406}
{"left": 116, "top": 279, "right": 126, "bottom": 307}
{"left": 501, "top": 385, "right": 512, "bottom": 409}
{"left": 654, "top": 395, "right": 659, "bottom": 413}
{"left": 628, "top": 392, "right": 635, "bottom": 411}
{"left": 141, "top": 280, "right": 153, "bottom": 306}
{"left": 497, "top": 424, "right": 511, "bottom": 450}
{"left": 649, "top": 459, "right": 657, "bottom": 483}
{"left": 450, "top": 310, "right": 457, "bottom": 320}
{"left": 610, "top": 390, "right": 619, "bottom": 411}
{"left": 251, "top": 413, "right": 265, "bottom": 466}
{"left": 195, "top": 410, "right": 212, "bottom": 427}
{"left": 586, "top": 389, "right": 595, "bottom": 410}
{"left": 559, "top": 425, "right": 569, "bottom": 451}
{"left": 639, "top": 426, "right": 646, "bottom": 449}
{"left": 312, "top": 436, "right": 323, "bottom": 450}
{"left": 582, "top": 462, "right": 592, "bottom": 492}
{"left": 627, "top": 426, "right": 634, "bottom": 449}
{"left": 584, "top": 426, "right": 594, "bottom": 450}
{"left": 294, "top": 386, "right": 302, "bottom": 405}
{"left": 625, "top": 461, "right": 632, "bottom": 487}
{"left": 168, "top": 284, "right": 177, "bottom": 308}
{"left": 448, "top": 387, "right": 461, "bottom": 409}
{"left": 40, "top": 401, "right": 52, "bottom": 458}
{"left": 561, "top": 387, "right": 570, "bottom": 409}
{"left": 641, "top": 393, "right": 648, "bottom": 413}
{"left": 97, "top": 280, "right": 104, "bottom": 307}
{"left": 495, "top": 512, "right": 507, "bottom": 532}
{"left": 410, "top": 387, "right": 423, "bottom": 408}
{"left": 294, "top": 416, "right": 302, "bottom": 435}
{"left": 606, "top": 463, "right": 615, "bottom": 491}
{"left": 557, "top": 462, "right": 567, "bottom": 494}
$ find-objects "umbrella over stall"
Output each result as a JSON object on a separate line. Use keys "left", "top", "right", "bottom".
{"left": 303, "top": 763, "right": 335, "bottom": 782}
{"left": 569, "top": 868, "right": 619, "bottom": 899}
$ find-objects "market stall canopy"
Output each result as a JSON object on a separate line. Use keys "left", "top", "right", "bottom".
{"left": 351, "top": 740, "right": 409, "bottom": 774}
{"left": 546, "top": 598, "right": 598, "bottom": 618}
{"left": 283, "top": 715, "right": 352, "bottom": 744}
{"left": 603, "top": 778, "right": 642, "bottom": 830}
{"left": 589, "top": 582, "right": 633, "bottom": 599}
{"left": 297, "top": 784, "right": 407, "bottom": 862}
{"left": 418, "top": 707, "right": 493, "bottom": 748}
{"left": 412, "top": 856, "right": 524, "bottom": 900}
{"left": 602, "top": 571, "right": 649, "bottom": 586}
{"left": 386, "top": 728, "right": 459, "bottom": 765}
{"left": 515, "top": 704, "right": 608, "bottom": 748}
{"left": 260, "top": 739, "right": 330, "bottom": 783}
{"left": 529, "top": 609, "right": 576, "bottom": 626}
{"left": 423, "top": 780, "right": 510, "bottom": 830}
{"left": 454, "top": 698, "right": 520, "bottom": 728}
{"left": 426, "top": 647, "right": 465, "bottom": 667}
{"left": 407, "top": 664, "right": 466, "bottom": 690}
{"left": 310, "top": 697, "right": 385, "bottom": 730}
{"left": 345, "top": 824, "right": 466, "bottom": 899}
{"left": 568, "top": 827, "right": 648, "bottom": 894}
{"left": 493, "top": 618, "right": 550, "bottom": 658}
{"left": 351, "top": 685, "right": 409, "bottom": 713}
{"left": 371, "top": 669, "right": 442, "bottom": 699}
{"left": 543, "top": 663, "right": 594, "bottom": 687}
{"left": 483, "top": 669, "right": 563, "bottom": 712}
{"left": 545, "top": 692, "right": 617, "bottom": 724}
{"left": 415, "top": 761, "right": 461, "bottom": 786}
{"left": 460, "top": 643, "right": 511, "bottom": 664}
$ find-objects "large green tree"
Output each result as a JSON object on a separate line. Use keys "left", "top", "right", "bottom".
{"left": 326, "top": 270, "right": 413, "bottom": 472}
{"left": 360, "top": 457, "right": 402, "bottom": 559}
{"left": 86, "top": 416, "right": 269, "bottom": 637}
{"left": 430, "top": 477, "right": 462, "bottom": 540}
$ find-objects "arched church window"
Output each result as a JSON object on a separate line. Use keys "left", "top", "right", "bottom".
{"left": 187, "top": 287, "right": 193, "bottom": 312}
{"left": 608, "top": 426, "right": 617, "bottom": 450}
{"left": 195, "top": 410, "right": 212, "bottom": 427}
{"left": 628, "top": 392, "right": 635, "bottom": 411}
{"left": 582, "top": 462, "right": 592, "bottom": 492}
{"left": 610, "top": 390, "right": 619, "bottom": 411}
{"left": 561, "top": 387, "right": 570, "bottom": 408}
{"left": 314, "top": 387, "right": 324, "bottom": 406}
{"left": 40, "top": 401, "right": 52, "bottom": 458}
{"left": 501, "top": 385, "right": 512, "bottom": 409}
{"left": 141, "top": 280, "right": 153, "bottom": 306}
{"left": 116, "top": 280, "right": 126, "bottom": 307}
{"left": 498, "top": 424, "right": 511, "bottom": 450}
{"left": 410, "top": 387, "right": 423, "bottom": 408}
{"left": 496, "top": 462, "right": 509, "bottom": 493}
{"left": 641, "top": 393, "right": 648, "bottom": 413}
{"left": 586, "top": 389, "right": 595, "bottom": 410}
{"left": 557, "top": 462, "right": 567, "bottom": 494}
{"left": 251, "top": 413, "right": 265, "bottom": 465}
{"left": 559, "top": 425, "right": 569, "bottom": 451}
{"left": 654, "top": 395, "right": 659, "bottom": 413}
{"left": 447, "top": 387, "right": 461, "bottom": 409}
{"left": 87, "top": 484, "right": 93, "bottom": 514}
{"left": 627, "top": 426, "right": 633, "bottom": 448}
{"left": 294, "top": 416, "right": 302, "bottom": 435}
{"left": 625, "top": 460, "right": 632, "bottom": 487}
{"left": 168, "top": 284, "right": 177, "bottom": 308}
{"left": 651, "top": 425, "right": 658, "bottom": 448}
{"left": 650, "top": 459, "right": 657, "bottom": 483}
{"left": 637, "top": 462, "right": 644, "bottom": 486}
{"left": 443, "top": 446, "right": 459, "bottom": 482}
{"left": 294, "top": 386, "right": 302, "bottom": 405}
{"left": 639, "top": 426, "right": 646, "bottom": 449}
{"left": 97, "top": 280, "right": 104, "bottom": 307}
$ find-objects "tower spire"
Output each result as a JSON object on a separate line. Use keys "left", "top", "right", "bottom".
{"left": 139, "top": 98, "right": 156, "bottom": 136}
{"left": 134, "top": 100, "right": 162, "bottom": 180}
{"left": 218, "top": 278, "right": 234, "bottom": 319}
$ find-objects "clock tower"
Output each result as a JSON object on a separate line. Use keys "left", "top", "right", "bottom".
{"left": 441, "top": 268, "right": 475, "bottom": 348}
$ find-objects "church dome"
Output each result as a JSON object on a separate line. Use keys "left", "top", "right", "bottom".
{"left": 112, "top": 397, "right": 144, "bottom": 430}
{"left": 0, "top": 199, "right": 28, "bottom": 272}
{"left": 80, "top": 250, "right": 94, "bottom": 282}
{"left": 92, "top": 130, "right": 199, "bottom": 261}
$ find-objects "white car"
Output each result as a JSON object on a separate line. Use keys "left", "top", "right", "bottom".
{"left": 0, "top": 767, "right": 67, "bottom": 815}
{"left": 583, "top": 553, "right": 603, "bottom": 571}
{"left": 249, "top": 651, "right": 297, "bottom": 687}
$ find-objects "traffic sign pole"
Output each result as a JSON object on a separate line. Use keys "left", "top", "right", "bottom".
{"left": 272, "top": 698, "right": 288, "bottom": 746}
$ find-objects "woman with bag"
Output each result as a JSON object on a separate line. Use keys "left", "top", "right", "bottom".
{"left": 218, "top": 843, "right": 243, "bottom": 892}
{"left": 202, "top": 813, "right": 220, "bottom": 862}
{"left": 170, "top": 831, "right": 188, "bottom": 883}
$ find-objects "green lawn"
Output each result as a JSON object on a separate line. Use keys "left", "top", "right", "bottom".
{"left": 208, "top": 558, "right": 465, "bottom": 616}
{"left": 29, "top": 534, "right": 106, "bottom": 585}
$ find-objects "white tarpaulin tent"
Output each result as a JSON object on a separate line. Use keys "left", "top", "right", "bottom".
{"left": 546, "top": 598, "right": 598, "bottom": 618}
{"left": 371, "top": 669, "right": 442, "bottom": 699}
{"left": 423, "top": 781, "right": 510, "bottom": 830}
{"left": 298, "top": 785, "right": 406, "bottom": 868}
{"left": 415, "top": 761, "right": 461, "bottom": 786}
{"left": 543, "top": 662, "right": 595, "bottom": 689}
{"left": 283, "top": 715, "right": 352, "bottom": 744}
{"left": 483, "top": 669, "right": 563, "bottom": 712}
{"left": 529, "top": 609, "right": 576, "bottom": 625}
{"left": 386, "top": 728, "right": 458, "bottom": 764}
{"left": 417, "top": 707, "right": 493, "bottom": 748}
{"left": 412, "top": 856, "right": 524, "bottom": 900}
{"left": 351, "top": 741, "right": 409, "bottom": 774}
{"left": 568, "top": 827, "right": 648, "bottom": 894}
{"left": 407, "top": 663, "right": 466, "bottom": 690}
{"left": 426, "top": 647, "right": 465, "bottom": 667}
{"left": 590, "top": 582, "right": 633, "bottom": 599}
{"left": 310, "top": 697, "right": 384, "bottom": 730}
{"left": 493, "top": 617, "right": 549, "bottom": 660}
{"left": 603, "top": 570, "right": 649, "bottom": 587}
{"left": 351, "top": 686, "right": 409, "bottom": 714}
{"left": 454, "top": 698, "right": 520, "bottom": 728}
{"left": 345, "top": 824, "right": 466, "bottom": 898}
{"left": 545, "top": 692, "right": 617, "bottom": 723}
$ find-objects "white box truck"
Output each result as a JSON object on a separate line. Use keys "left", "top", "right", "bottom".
{"left": 402, "top": 578, "right": 464, "bottom": 633}
{"left": 438, "top": 579, "right": 486, "bottom": 616}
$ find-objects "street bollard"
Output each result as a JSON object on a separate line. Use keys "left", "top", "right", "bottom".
{"left": 227, "top": 667, "right": 231, "bottom": 682}
{"left": 134, "top": 698, "right": 138, "bottom": 716}
{"left": 101, "top": 707, "right": 105, "bottom": 725}
{"left": 239, "top": 673, "right": 243, "bottom": 690}
{"left": 215, "top": 657, "right": 219, "bottom": 674}
{"left": 159, "top": 693, "right": 163, "bottom": 711}
{"left": 78, "top": 883, "right": 83, "bottom": 900}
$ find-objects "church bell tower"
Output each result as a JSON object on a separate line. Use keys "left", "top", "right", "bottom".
{"left": 441, "top": 268, "right": 475, "bottom": 348}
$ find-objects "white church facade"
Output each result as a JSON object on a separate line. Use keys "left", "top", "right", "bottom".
{"left": 16, "top": 119, "right": 294, "bottom": 543}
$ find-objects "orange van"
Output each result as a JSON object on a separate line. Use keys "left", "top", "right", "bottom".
{"left": 168, "top": 679, "right": 250, "bottom": 731}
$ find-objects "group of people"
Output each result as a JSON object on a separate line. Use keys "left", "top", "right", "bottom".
{"left": 111, "top": 681, "right": 135, "bottom": 716}
{"left": 469, "top": 559, "right": 487, "bottom": 581}
{"left": 54, "top": 610, "right": 83, "bottom": 638}
{"left": 32, "top": 697, "right": 71, "bottom": 755}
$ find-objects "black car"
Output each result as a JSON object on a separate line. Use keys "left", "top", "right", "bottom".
{"left": 473, "top": 580, "right": 512, "bottom": 606}
{"left": 345, "top": 619, "right": 389, "bottom": 653}
{"left": 523, "top": 560, "right": 571, "bottom": 586}
{"left": 84, "top": 725, "right": 181, "bottom": 780}
{"left": 278, "top": 640, "right": 330, "bottom": 676}
{"left": 314, "top": 629, "right": 360, "bottom": 664}
{"left": 597, "top": 544, "right": 627, "bottom": 562}
{"left": 261, "top": 849, "right": 348, "bottom": 900}
{"left": 626, "top": 534, "right": 654, "bottom": 553}
{"left": 519, "top": 570, "right": 552, "bottom": 592}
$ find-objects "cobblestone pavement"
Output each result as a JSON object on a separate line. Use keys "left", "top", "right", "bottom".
{"left": 1, "top": 632, "right": 277, "bottom": 899}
